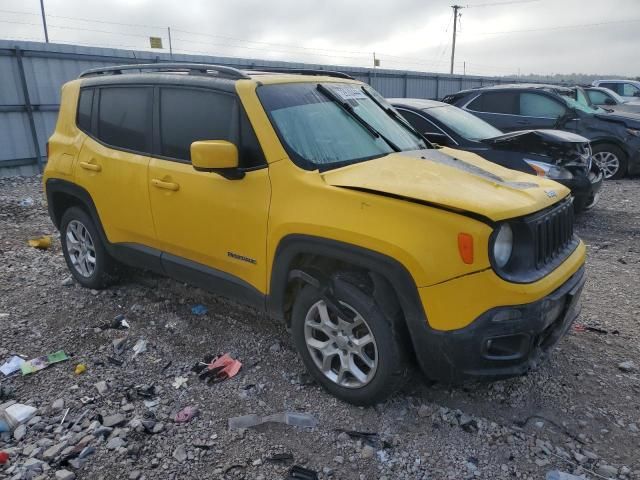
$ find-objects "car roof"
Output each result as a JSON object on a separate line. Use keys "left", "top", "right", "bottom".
{"left": 387, "top": 98, "right": 449, "bottom": 109}
{"left": 78, "top": 63, "right": 359, "bottom": 90}
{"left": 453, "top": 83, "right": 574, "bottom": 97}
{"left": 594, "top": 79, "right": 638, "bottom": 83}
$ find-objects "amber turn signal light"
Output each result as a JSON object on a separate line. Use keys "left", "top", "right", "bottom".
{"left": 458, "top": 233, "right": 474, "bottom": 264}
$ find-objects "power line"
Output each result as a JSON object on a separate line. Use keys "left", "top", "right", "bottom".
{"left": 465, "top": 0, "right": 540, "bottom": 8}
{"left": 465, "top": 17, "right": 640, "bottom": 35}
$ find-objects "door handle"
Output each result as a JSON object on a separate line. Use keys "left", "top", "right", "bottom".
{"left": 151, "top": 178, "right": 180, "bottom": 191}
{"left": 79, "top": 161, "right": 101, "bottom": 172}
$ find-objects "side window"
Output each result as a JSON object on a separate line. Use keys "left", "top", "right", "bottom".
{"left": 77, "top": 88, "right": 93, "bottom": 133}
{"left": 587, "top": 90, "right": 609, "bottom": 105}
{"left": 97, "top": 87, "right": 152, "bottom": 153}
{"left": 600, "top": 83, "right": 622, "bottom": 95}
{"left": 397, "top": 110, "right": 438, "bottom": 134}
{"left": 519, "top": 93, "right": 566, "bottom": 118}
{"left": 622, "top": 83, "right": 640, "bottom": 97}
{"left": 159, "top": 88, "right": 236, "bottom": 162}
{"left": 466, "top": 92, "right": 519, "bottom": 115}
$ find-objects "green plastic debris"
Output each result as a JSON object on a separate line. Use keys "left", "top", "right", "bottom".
{"left": 20, "top": 351, "right": 69, "bottom": 375}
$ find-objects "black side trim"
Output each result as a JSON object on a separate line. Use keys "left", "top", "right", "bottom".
{"left": 162, "top": 253, "right": 265, "bottom": 310}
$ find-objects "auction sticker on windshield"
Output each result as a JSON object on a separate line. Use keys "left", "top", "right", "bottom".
{"left": 329, "top": 85, "right": 368, "bottom": 101}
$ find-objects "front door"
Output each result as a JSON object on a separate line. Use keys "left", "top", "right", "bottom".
{"left": 148, "top": 86, "right": 271, "bottom": 294}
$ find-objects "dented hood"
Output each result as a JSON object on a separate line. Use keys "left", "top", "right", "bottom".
{"left": 483, "top": 129, "right": 588, "bottom": 146}
{"left": 321, "top": 148, "right": 570, "bottom": 222}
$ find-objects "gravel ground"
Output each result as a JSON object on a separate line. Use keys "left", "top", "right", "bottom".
{"left": 0, "top": 176, "right": 639, "bottom": 480}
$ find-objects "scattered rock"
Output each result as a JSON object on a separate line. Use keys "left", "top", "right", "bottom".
{"left": 55, "top": 469, "right": 76, "bottom": 480}
{"left": 595, "top": 464, "right": 618, "bottom": 478}
{"left": 106, "top": 437, "right": 126, "bottom": 450}
{"left": 102, "top": 413, "right": 126, "bottom": 428}
{"left": 361, "top": 445, "right": 375, "bottom": 459}
{"left": 173, "top": 445, "right": 187, "bottom": 463}
{"left": 95, "top": 381, "right": 109, "bottom": 395}
{"left": 13, "top": 424, "right": 27, "bottom": 442}
{"left": 618, "top": 360, "right": 637, "bottom": 372}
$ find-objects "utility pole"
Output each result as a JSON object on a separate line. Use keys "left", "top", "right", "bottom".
{"left": 39, "top": 0, "right": 49, "bottom": 43}
{"left": 450, "top": 4, "right": 462, "bottom": 74}
{"left": 167, "top": 27, "right": 173, "bottom": 59}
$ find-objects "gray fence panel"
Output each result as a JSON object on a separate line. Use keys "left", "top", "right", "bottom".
{"left": 0, "top": 39, "right": 526, "bottom": 177}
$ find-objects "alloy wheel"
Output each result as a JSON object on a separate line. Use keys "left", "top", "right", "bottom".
{"left": 592, "top": 151, "right": 620, "bottom": 179}
{"left": 65, "top": 219, "right": 97, "bottom": 277}
{"left": 303, "top": 300, "right": 378, "bottom": 388}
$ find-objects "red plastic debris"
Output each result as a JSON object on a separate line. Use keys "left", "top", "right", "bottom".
{"left": 175, "top": 406, "right": 200, "bottom": 423}
{"left": 0, "top": 451, "right": 9, "bottom": 464}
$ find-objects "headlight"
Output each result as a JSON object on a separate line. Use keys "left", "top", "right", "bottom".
{"left": 524, "top": 159, "right": 573, "bottom": 180}
{"left": 493, "top": 224, "right": 513, "bottom": 269}
{"left": 626, "top": 128, "right": 640, "bottom": 137}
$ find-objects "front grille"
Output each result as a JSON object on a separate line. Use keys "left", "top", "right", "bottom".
{"left": 533, "top": 200, "right": 574, "bottom": 269}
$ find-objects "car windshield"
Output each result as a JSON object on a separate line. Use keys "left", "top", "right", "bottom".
{"left": 423, "top": 104, "right": 503, "bottom": 141}
{"left": 598, "top": 88, "right": 626, "bottom": 104}
{"left": 257, "top": 82, "right": 427, "bottom": 170}
{"left": 557, "top": 89, "right": 604, "bottom": 114}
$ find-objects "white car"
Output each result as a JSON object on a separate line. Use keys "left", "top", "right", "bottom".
{"left": 592, "top": 79, "right": 640, "bottom": 102}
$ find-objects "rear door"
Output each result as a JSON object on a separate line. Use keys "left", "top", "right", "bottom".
{"left": 463, "top": 91, "right": 521, "bottom": 131}
{"left": 74, "top": 85, "right": 157, "bottom": 247}
{"left": 147, "top": 86, "right": 271, "bottom": 294}
{"left": 516, "top": 92, "right": 568, "bottom": 130}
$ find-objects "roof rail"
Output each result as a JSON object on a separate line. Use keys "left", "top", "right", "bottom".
{"left": 247, "top": 68, "right": 355, "bottom": 80}
{"left": 79, "top": 63, "right": 250, "bottom": 79}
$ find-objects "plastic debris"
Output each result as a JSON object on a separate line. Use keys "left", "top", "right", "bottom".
{"left": 20, "top": 350, "right": 69, "bottom": 375}
{"left": 74, "top": 363, "right": 87, "bottom": 375}
{"left": 193, "top": 353, "right": 242, "bottom": 384}
{"left": 334, "top": 429, "right": 391, "bottom": 449}
{"left": 0, "top": 451, "right": 9, "bottom": 464}
{"left": 111, "top": 314, "right": 130, "bottom": 329}
{"left": 172, "top": 376, "right": 188, "bottom": 389}
{"left": 191, "top": 304, "right": 208, "bottom": 316}
{"left": 546, "top": 471, "right": 586, "bottom": 480}
{"left": 287, "top": 465, "right": 319, "bottom": 480}
{"left": 144, "top": 399, "right": 160, "bottom": 409}
{"left": 19, "top": 197, "right": 34, "bottom": 207}
{"left": 228, "top": 412, "right": 317, "bottom": 430}
{"left": 0, "top": 356, "right": 25, "bottom": 376}
{"left": 266, "top": 452, "right": 294, "bottom": 463}
{"left": 132, "top": 339, "right": 147, "bottom": 357}
{"left": 175, "top": 406, "right": 200, "bottom": 423}
{"left": 0, "top": 403, "right": 38, "bottom": 432}
{"left": 28, "top": 235, "right": 52, "bottom": 249}
{"left": 135, "top": 385, "right": 156, "bottom": 398}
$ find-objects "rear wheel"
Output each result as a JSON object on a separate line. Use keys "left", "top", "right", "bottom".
{"left": 291, "top": 276, "right": 407, "bottom": 405}
{"left": 60, "top": 207, "right": 115, "bottom": 289}
{"left": 592, "top": 144, "right": 627, "bottom": 179}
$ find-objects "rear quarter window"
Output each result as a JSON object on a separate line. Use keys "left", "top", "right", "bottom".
{"left": 77, "top": 88, "right": 93, "bottom": 133}
{"left": 467, "top": 92, "right": 519, "bottom": 114}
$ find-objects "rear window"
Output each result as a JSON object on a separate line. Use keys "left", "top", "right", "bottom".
{"left": 467, "top": 92, "right": 518, "bottom": 115}
{"left": 97, "top": 87, "right": 152, "bottom": 153}
{"left": 77, "top": 89, "right": 93, "bottom": 133}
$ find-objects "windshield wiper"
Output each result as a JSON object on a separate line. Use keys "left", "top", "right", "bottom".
{"left": 360, "top": 87, "right": 429, "bottom": 147}
{"left": 316, "top": 84, "right": 401, "bottom": 152}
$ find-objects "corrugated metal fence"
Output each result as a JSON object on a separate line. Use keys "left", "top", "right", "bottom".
{"left": 0, "top": 39, "right": 522, "bottom": 177}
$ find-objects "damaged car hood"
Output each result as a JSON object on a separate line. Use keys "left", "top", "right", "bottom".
{"left": 483, "top": 129, "right": 588, "bottom": 146}
{"left": 321, "top": 148, "right": 570, "bottom": 222}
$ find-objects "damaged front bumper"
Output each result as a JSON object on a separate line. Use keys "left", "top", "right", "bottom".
{"left": 413, "top": 266, "right": 585, "bottom": 384}
{"left": 559, "top": 164, "right": 603, "bottom": 212}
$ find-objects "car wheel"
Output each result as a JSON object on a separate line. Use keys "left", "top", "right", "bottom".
{"left": 291, "top": 277, "right": 407, "bottom": 405}
{"left": 60, "top": 206, "right": 114, "bottom": 289}
{"left": 592, "top": 144, "right": 628, "bottom": 179}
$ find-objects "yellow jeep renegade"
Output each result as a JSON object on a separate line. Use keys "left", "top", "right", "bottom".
{"left": 44, "top": 64, "right": 586, "bottom": 405}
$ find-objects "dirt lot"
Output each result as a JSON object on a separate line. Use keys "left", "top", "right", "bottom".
{"left": 1, "top": 176, "right": 639, "bottom": 480}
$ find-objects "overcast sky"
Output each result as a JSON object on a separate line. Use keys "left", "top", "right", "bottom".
{"left": 1, "top": 0, "right": 638, "bottom": 77}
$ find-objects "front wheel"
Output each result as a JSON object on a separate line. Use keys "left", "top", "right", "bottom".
{"left": 291, "top": 278, "right": 407, "bottom": 405}
{"left": 592, "top": 144, "right": 628, "bottom": 179}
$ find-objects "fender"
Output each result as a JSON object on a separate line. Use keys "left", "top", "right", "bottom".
{"left": 267, "top": 234, "right": 427, "bottom": 325}
{"left": 589, "top": 136, "right": 630, "bottom": 157}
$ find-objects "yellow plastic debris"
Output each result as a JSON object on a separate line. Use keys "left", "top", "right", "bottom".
{"left": 28, "top": 236, "right": 52, "bottom": 250}
{"left": 74, "top": 363, "right": 87, "bottom": 375}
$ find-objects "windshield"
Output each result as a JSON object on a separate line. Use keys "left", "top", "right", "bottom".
{"left": 424, "top": 104, "right": 503, "bottom": 141}
{"left": 557, "top": 89, "right": 604, "bottom": 114}
{"left": 257, "top": 82, "right": 427, "bottom": 170}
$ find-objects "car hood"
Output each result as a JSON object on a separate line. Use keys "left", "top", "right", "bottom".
{"left": 594, "top": 110, "right": 640, "bottom": 127}
{"left": 321, "top": 148, "right": 569, "bottom": 222}
{"left": 482, "top": 129, "right": 588, "bottom": 146}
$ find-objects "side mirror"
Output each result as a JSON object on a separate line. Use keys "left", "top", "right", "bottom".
{"left": 190, "top": 140, "right": 244, "bottom": 179}
{"left": 604, "top": 98, "right": 616, "bottom": 106}
{"left": 633, "top": 91, "right": 640, "bottom": 97}
{"left": 424, "top": 132, "right": 450, "bottom": 146}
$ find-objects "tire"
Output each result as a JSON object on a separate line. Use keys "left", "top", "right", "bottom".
{"left": 60, "top": 206, "right": 115, "bottom": 289}
{"left": 592, "top": 144, "right": 628, "bottom": 180}
{"left": 291, "top": 277, "right": 407, "bottom": 405}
